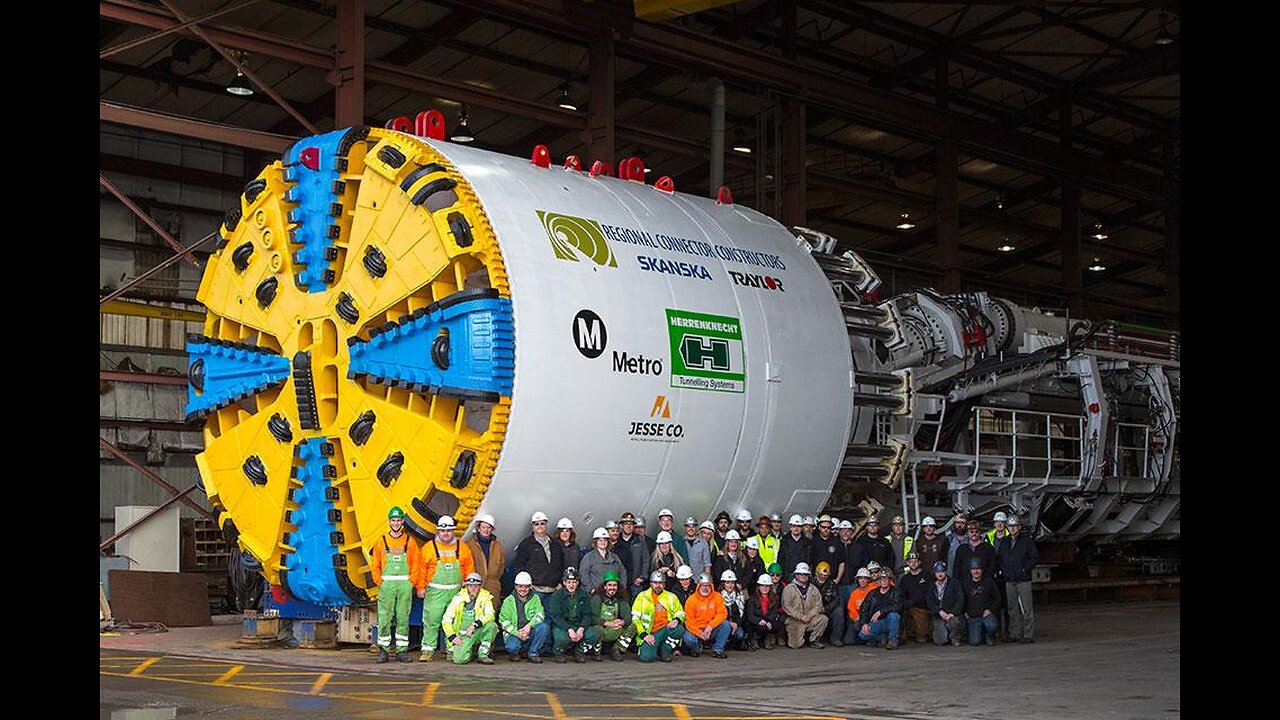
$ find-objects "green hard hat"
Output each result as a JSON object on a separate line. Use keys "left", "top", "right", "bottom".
{"left": 388, "top": 506, "right": 405, "bottom": 519}
{"left": 602, "top": 570, "right": 621, "bottom": 584}
{"left": 767, "top": 563, "right": 783, "bottom": 575}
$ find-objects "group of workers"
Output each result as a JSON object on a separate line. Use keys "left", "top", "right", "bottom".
{"left": 369, "top": 505, "right": 1039, "bottom": 664}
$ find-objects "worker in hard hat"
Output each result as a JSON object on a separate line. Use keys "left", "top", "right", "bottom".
{"left": 986, "top": 511, "right": 1012, "bottom": 639}
{"left": 632, "top": 570, "right": 685, "bottom": 662}
{"left": 858, "top": 515, "right": 895, "bottom": 571}
{"left": 994, "top": 515, "right": 1038, "bottom": 643}
{"left": 912, "top": 516, "right": 946, "bottom": 573}
{"left": 811, "top": 516, "right": 842, "bottom": 587}
{"left": 512, "top": 511, "right": 564, "bottom": 602}
{"left": 650, "top": 530, "right": 686, "bottom": 582}
{"left": 635, "top": 515, "right": 656, "bottom": 555}
{"left": 887, "top": 515, "right": 912, "bottom": 574}
{"left": 802, "top": 515, "right": 817, "bottom": 540}
{"left": 416, "top": 515, "right": 475, "bottom": 662}
{"left": 590, "top": 570, "right": 636, "bottom": 661}
{"left": 812, "top": 561, "right": 843, "bottom": 646}
{"left": 711, "top": 530, "right": 746, "bottom": 586}
{"left": 781, "top": 562, "right": 828, "bottom": 648}
{"left": 553, "top": 517, "right": 583, "bottom": 569}
{"left": 740, "top": 536, "right": 766, "bottom": 593}
{"left": 953, "top": 519, "right": 995, "bottom": 580}
{"left": 657, "top": 509, "right": 688, "bottom": 560}
{"left": 683, "top": 572, "right": 732, "bottom": 658}
{"left": 670, "top": 564, "right": 697, "bottom": 604}
{"left": 856, "top": 563, "right": 902, "bottom": 649}
{"left": 441, "top": 572, "right": 497, "bottom": 664}
{"left": 778, "top": 514, "right": 813, "bottom": 579}
{"left": 925, "top": 560, "right": 965, "bottom": 646}
{"left": 734, "top": 510, "right": 755, "bottom": 541}
{"left": 371, "top": 506, "right": 418, "bottom": 663}
{"left": 898, "top": 552, "right": 931, "bottom": 644}
{"left": 580, "top": 526, "right": 628, "bottom": 593}
{"left": 752, "top": 514, "right": 780, "bottom": 568}
{"left": 712, "top": 510, "right": 733, "bottom": 552}
{"left": 961, "top": 558, "right": 1002, "bottom": 646}
{"left": 465, "top": 513, "right": 506, "bottom": 605}
{"left": 498, "top": 571, "right": 550, "bottom": 662}
{"left": 688, "top": 521, "right": 714, "bottom": 577}
{"left": 745, "top": 572, "right": 783, "bottom": 650}
{"left": 718, "top": 570, "right": 748, "bottom": 650}
{"left": 547, "top": 567, "right": 599, "bottom": 663}
{"left": 843, "top": 567, "right": 877, "bottom": 645}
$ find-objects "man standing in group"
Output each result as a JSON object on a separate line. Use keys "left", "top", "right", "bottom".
{"left": 835, "top": 519, "right": 863, "bottom": 616}
{"left": 547, "top": 567, "right": 598, "bottom": 663}
{"left": 616, "top": 512, "right": 649, "bottom": 595}
{"left": 753, "top": 514, "right": 780, "bottom": 569}
{"left": 713, "top": 511, "right": 733, "bottom": 553}
{"left": 778, "top": 515, "right": 813, "bottom": 579}
{"left": 417, "top": 515, "right": 475, "bottom": 662}
{"left": 986, "top": 511, "right": 1012, "bottom": 638}
{"left": 886, "top": 516, "right": 913, "bottom": 574}
{"left": 961, "top": 558, "right": 1002, "bottom": 646}
{"left": 465, "top": 513, "right": 505, "bottom": 608}
{"left": 858, "top": 516, "right": 894, "bottom": 571}
{"left": 926, "top": 561, "right": 965, "bottom": 646}
{"left": 499, "top": 571, "right": 550, "bottom": 662}
{"left": 632, "top": 571, "right": 685, "bottom": 662}
{"left": 371, "top": 506, "right": 417, "bottom": 663}
{"left": 735, "top": 511, "right": 755, "bottom": 542}
{"left": 636, "top": 515, "right": 657, "bottom": 555}
{"left": 512, "top": 511, "right": 564, "bottom": 604}
{"left": 897, "top": 552, "right": 930, "bottom": 643}
{"left": 946, "top": 513, "right": 968, "bottom": 572}
{"left": 781, "top": 562, "right": 828, "bottom": 648}
{"left": 995, "top": 515, "right": 1039, "bottom": 643}
{"left": 441, "top": 573, "right": 497, "bottom": 665}
{"left": 913, "top": 517, "right": 947, "bottom": 572}
{"left": 953, "top": 519, "right": 996, "bottom": 580}
{"left": 810, "top": 516, "right": 843, "bottom": 586}
{"left": 986, "top": 511, "right": 1011, "bottom": 547}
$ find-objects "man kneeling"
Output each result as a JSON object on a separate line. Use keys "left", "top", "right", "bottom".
{"left": 442, "top": 572, "right": 498, "bottom": 664}
{"left": 499, "top": 571, "right": 550, "bottom": 662}
{"left": 683, "top": 573, "right": 732, "bottom": 658}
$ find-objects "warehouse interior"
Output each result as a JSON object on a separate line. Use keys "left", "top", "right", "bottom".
{"left": 99, "top": 0, "right": 1179, "bottom": 617}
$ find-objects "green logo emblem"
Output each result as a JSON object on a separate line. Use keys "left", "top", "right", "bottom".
{"left": 666, "top": 309, "right": 745, "bottom": 393}
{"left": 538, "top": 211, "right": 616, "bottom": 267}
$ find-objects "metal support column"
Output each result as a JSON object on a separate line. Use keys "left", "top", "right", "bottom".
{"left": 334, "top": 0, "right": 365, "bottom": 128}
{"left": 586, "top": 30, "right": 616, "bottom": 166}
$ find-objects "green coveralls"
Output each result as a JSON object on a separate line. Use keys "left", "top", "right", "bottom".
{"left": 447, "top": 595, "right": 498, "bottom": 665}
{"left": 376, "top": 536, "right": 412, "bottom": 653}
{"left": 422, "top": 543, "right": 462, "bottom": 653}
{"left": 593, "top": 596, "right": 637, "bottom": 652}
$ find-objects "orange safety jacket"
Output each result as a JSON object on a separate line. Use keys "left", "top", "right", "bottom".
{"left": 684, "top": 589, "right": 728, "bottom": 636}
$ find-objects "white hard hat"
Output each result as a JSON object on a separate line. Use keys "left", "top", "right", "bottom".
{"left": 838, "top": 520, "right": 853, "bottom": 530}
{"left": 744, "top": 536, "right": 760, "bottom": 550}
{"left": 635, "top": 515, "right": 647, "bottom": 526}
{"left": 436, "top": 515, "right": 457, "bottom": 530}
{"left": 803, "top": 516, "right": 816, "bottom": 526}
{"left": 659, "top": 508, "right": 674, "bottom": 519}
{"left": 699, "top": 520, "right": 715, "bottom": 531}
{"left": 720, "top": 570, "right": 737, "bottom": 582}
{"left": 476, "top": 513, "right": 496, "bottom": 528}
{"left": 867, "top": 561, "right": 881, "bottom": 571}
{"left": 531, "top": 511, "right": 549, "bottom": 523}
{"left": 556, "top": 517, "right": 574, "bottom": 530}
{"left": 650, "top": 570, "right": 666, "bottom": 583}
{"left": 605, "top": 520, "right": 618, "bottom": 529}
{"left": 788, "top": 514, "right": 803, "bottom": 525}
{"left": 724, "top": 530, "right": 741, "bottom": 541}
{"left": 514, "top": 571, "right": 533, "bottom": 586}
{"left": 592, "top": 527, "right": 609, "bottom": 540}
{"left": 698, "top": 573, "right": 713, "bottom": 585}
{"left": 855, "top": 567, "right": 872, "bottom": 578}
{"left": 921, "top": 516, "right": 937, "bottom": 526}
{"left": 684, "top": 516, "right": 698, "bottom": 526}
{"left": 465, "top": 572, "right": 483, "bottom": 584}
{"left": 736, "top": 510, "right": 753, "bottom": 522}
{"left": 656, "top": 531, "right": 673, "bottom": 543}
{"left": 770, "top": 513, "right": 781, "bottom": 522}
{"left": 756, "top": 574, "right": 773, "bottom": 586}
{"left": 993, "top": 511, "right": 1008, "bottom": 523}
{"left": 1007, "top": 515, "right": 1020, "bottom": 526}
{"left": 675, "top": 565, "right": 694, "bottom": 580}
{"left": 794, "top": 562, "right": 812, "bottom": 575}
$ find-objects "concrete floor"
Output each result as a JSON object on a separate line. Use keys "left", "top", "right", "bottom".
{"left": 101, "top": 599, "right": 1179, "bottom": 719}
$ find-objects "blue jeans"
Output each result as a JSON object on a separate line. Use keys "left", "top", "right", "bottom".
{"left": 503, "top": 621, "right": 551, "bottom": 657}
{"left": 858, "top": 613, "right": 901, "bottom": 643}
{"left": 967, "top": 614, "right": 998, "bottom": 645}
{"left": 684, "top": 620, "right": 732, "bottom": 653}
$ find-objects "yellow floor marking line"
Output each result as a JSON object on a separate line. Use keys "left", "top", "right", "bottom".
{"left": 309, "top": 673, "right": 332, "bottom": 695}
{"left": 546, "top": 691, "right": 569, "bottom": 720}
{"left": 128, "top": 658, "right": 161, "bottom": 676}
{"left": 213, "top": 665, "right": 244, "bottom": 685}
{"left": 561, "top": 704, "right": 673, "bottom": 708}
{"left": 421, "top": 682, "right": 439, "bottom": 706}
{"left": 672, "top": 707, "right": 693, "bottom": 720}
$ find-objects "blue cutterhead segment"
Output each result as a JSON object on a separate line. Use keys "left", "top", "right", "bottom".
{"left": 282, "top": 438, "right": 355, "bottom": 606}
{"left": 185, "top": 334, "right": 291, "bottom": 421}
{"left": 347, "top": 289, "right": 515, "bottom": 401}
{"left": 284, "top": 129, "right": 357, "bottom": 293}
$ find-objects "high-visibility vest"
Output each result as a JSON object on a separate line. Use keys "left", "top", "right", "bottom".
{"left": 632, "top": 589, "right": 685, "bottom": 635}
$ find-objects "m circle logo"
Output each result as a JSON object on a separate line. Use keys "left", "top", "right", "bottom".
{"left": 572, "top": 309, "right": 607, "bottom": 358}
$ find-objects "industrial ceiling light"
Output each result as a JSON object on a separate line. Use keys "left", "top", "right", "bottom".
{"left": 997, "top": 236, "right": 1016, "bottom": 252}
{"left": 1154, "top": 12, "right": 1174, "bottom": 46}
{"left": 896, "top": 210, "right": 916, "bottom": 230}
{"left": 995, "top": 194, "right": 1005, "bottom": 210}
{"left": 556, "top": 83, "right": 577, "bottom": 111}
{"left": 732, "top": 127, "right": 752, "bottom": 154}
{"left": 1091, "top": 222, "right": 1108, "bottom": 240}
{"left": 450, "top": 105, "right": 474, "bottom": 143}
{"left": 226, "top": 71, "right": 253, "bottom": 96}
{"left": 1087, "top": 257, "right": 1107, "bottom": 272}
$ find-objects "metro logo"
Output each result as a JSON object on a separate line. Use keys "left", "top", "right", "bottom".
{"left": 538, "top": 210, "right": 616, "bottom": 267}
{"left": 666, "top": 308, "right": 745, "bottom": 393}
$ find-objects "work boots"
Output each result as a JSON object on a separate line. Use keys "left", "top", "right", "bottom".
{"left": 610, "top": 644, "right": 625, "bottom": 661}
{"left": 376, "top": 648, "right": 389, "bottom": 663}
{"left": 397, "top": 651, "right": 412, "bottom": 663}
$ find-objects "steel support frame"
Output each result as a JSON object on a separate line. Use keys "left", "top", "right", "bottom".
{"left": 99, "top": 436, "right": 215, "bottom": 521}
